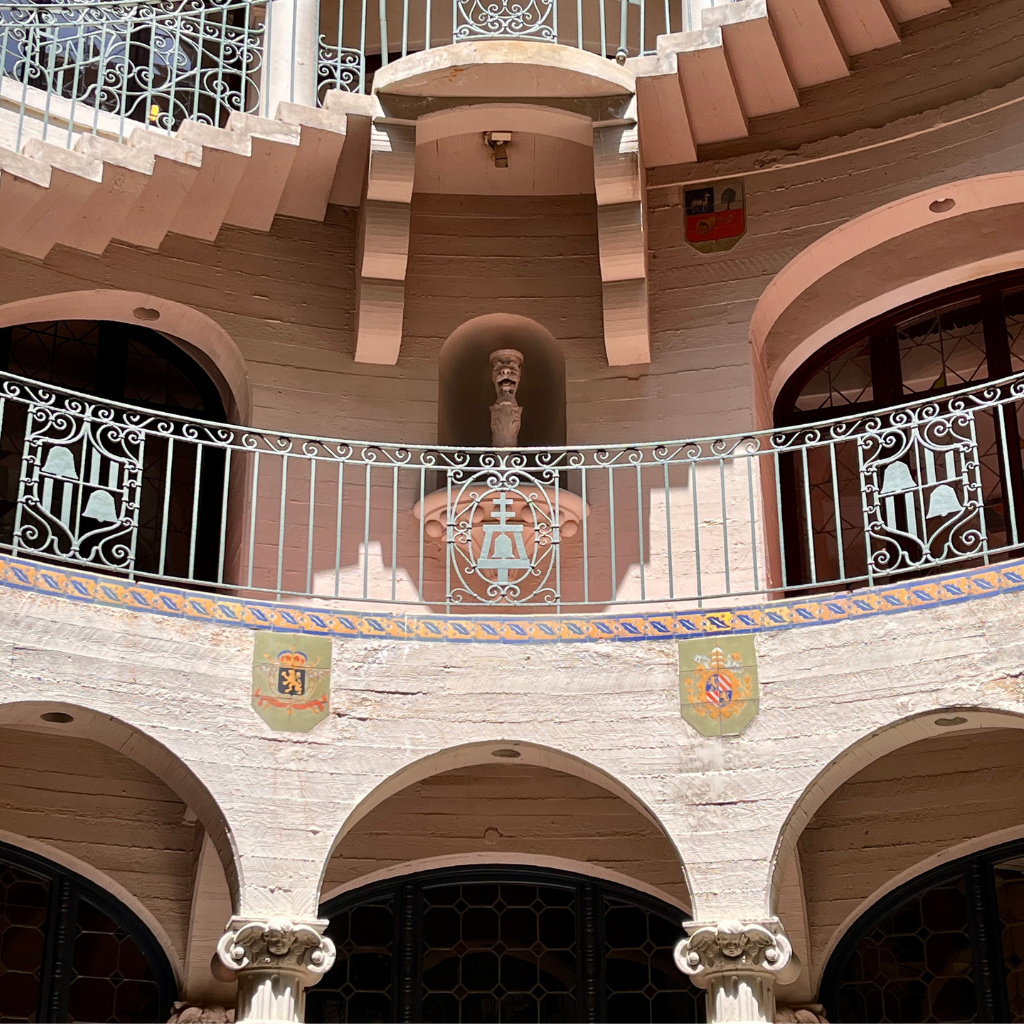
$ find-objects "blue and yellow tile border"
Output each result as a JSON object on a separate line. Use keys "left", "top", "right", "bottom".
{"left": 0, "top": 554, "right": 1022, "bottom": 644}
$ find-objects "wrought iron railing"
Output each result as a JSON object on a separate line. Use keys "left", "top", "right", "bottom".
{"left": 0, "top": 0, "right": 264, "bottom": 148}
{"left": 1, "top": 368, "right": 1023, "bottom": 612}
{"left": 0, "top": 0, "right": 738, "bottom": 149}
{"left": 317, "top": 0, "right": 736, "bottom": 97}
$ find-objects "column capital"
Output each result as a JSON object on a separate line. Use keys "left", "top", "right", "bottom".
{"left": 674, "top": 919, "right": 797, "bottom": 986}
{"left": 216, "top": 916, "right": 336, "bottom": 984}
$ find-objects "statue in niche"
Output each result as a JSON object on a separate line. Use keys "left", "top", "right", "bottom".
{"left": 489, "top": 348, "right": 523, "bottom": 448}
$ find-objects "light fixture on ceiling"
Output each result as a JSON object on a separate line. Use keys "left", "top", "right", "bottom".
{"left": 484, "top": 131, "right": 512, "bottom": 168}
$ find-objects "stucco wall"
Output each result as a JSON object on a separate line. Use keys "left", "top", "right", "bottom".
{"left": 0, "top": 727, "right": 197, "bottom": 972}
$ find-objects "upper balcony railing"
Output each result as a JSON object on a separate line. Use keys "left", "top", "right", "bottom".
{"left": 0, "top": 0, "right": 735, "bottom": 149}
{"left": 1, "top": 367, "right": 1022, "bottom": 613}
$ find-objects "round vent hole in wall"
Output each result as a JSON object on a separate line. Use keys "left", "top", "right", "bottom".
{"left": 929, "top": 198, "right": 956, "bottom": 213}
{"left": 491, "top": 748, "right": 521, "bottom": 759}
{"left": 133, "top": 307, "right": 161, "bottom": 321}
{"left": 40, "top": 712, "right": 74, "bottom": 723}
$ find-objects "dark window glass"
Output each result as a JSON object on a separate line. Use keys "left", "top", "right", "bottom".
{"left": 793, "top": 340, "right": 873, "bottom": 413}
{"left": 995, "top": 855, "right": 1024, "bottom": 1022}
{"left": 69, "top": 899, "right": 161, "bottom": 1023}
{"left": 308, "top": 870, "right": 702, "bottom": 1024}
{"left": 0, "top": 843, "right": 175, "bottom": 1021}
{"left": 307, "top": 898, "right": 394, "bottom": 1023}
{"left": 604, "top": 899, "right": 701, "bottom": 1023}
{"left": 0, "top": 863, "right": 49, "bottom": 1022}
{"left": 897, "top": 300, "right": 988, "bottom": 396}
{"left": 835, "top": 876, "right": 975, "bottom": 1023}
{"left": 823, "top": 840, "right": 1024, "bottom": 1023}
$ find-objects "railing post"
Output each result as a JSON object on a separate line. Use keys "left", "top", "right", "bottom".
{"left": 264, "top": 0, "right": 320, "bottom": 114}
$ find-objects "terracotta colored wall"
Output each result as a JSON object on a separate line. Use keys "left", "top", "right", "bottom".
{"left": 798, "top": 728, "right": 1024, "bottom": 987}
{"left": 324, "top": 763, "right": 689, "bottom": 905}
{"left": 0, "top": 727, "right": 197, "bottom": 971}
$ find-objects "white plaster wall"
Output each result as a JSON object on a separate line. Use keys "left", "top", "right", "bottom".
{"left": 2, "top": 578, "right": 1024, "bottom": 941}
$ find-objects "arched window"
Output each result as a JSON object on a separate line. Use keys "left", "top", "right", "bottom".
{"left": 0, "top": 840, "right": 176, "bottom": 1021}
{"left": 0, "top": 319, "right": 228, "bottom": 584}
{"left": 820, "top": 837, "right": 1024, "bottom": 1022}
{"left": 307, "top": 866, "right": 703, "bottom": 1024}
{"left": 773, "top": 271, "right": 1024, "bottom": 591}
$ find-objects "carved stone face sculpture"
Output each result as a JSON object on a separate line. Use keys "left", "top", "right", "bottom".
{"left": 489, "top": 348, "right": 523, "bottom": 448}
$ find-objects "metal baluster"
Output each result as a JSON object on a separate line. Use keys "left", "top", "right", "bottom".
{"left": 379, "top": 0, "right": 389, "bottom": 65}
{"left": 799, "top": 445, "right": 817, "bottom": 585}
{"left": 391, "top": 463, "right": 399, "bottom": 601}
{"left": 417, "top": 464, "right": 425, "bottom": 601}
{"left": 662, "top": 460, "right": 674, "bottom": 600}
{"left": 828, "top": 441, "right": 846, "bottom": 583}
{"left": 359, "top": 0, "right": 368, "bottom": 90}
{"left": 158, "top": 437, "right": 175, "bottom": 576}
{"left": 217, "top": 447, "right": 231, "bottom": 586}
{"left": 598, "top": 0, "right": 607, "bottom": 58}
{"left": 718, "top": 456, "right": 730, "bottom": 595}
{"left": 997, "top": 399, "right": 1019, "bottom": 548}
{"left": 362, "top": 461, "right": 372, "bottom": 598}
{"left": 607, "top": 464, "right": 616, "bottom": 603}
{"left": 305, "top": 456, "right": 317, "bottom": 595}
{"left": 746, "top": 454, "right": 759, "bottom": 594}
{"left": 635, "top": 460, "right": 645, "bottom": 601}
{"left": 690, "top": 457, "right": 702, "bottom": 606}
{"left": 774, "top": 449, "right": 788, "bottom": 591}
{"left": 580, "top": 464, "right": 590, "bottom": 604}
{"left": 969, "top": 410, "right": 990, "bottom": 565}
{"left": 276, "top": 452, "right": 289, "bottom": 597}
{"left": 333, "top": 459, "right": 345, "bottom": 597}
{"left": 188, "top": 444, "right": 204, "bottom": 582}
{"left": 246, "top": 450, "right": 260, "bottom": 589}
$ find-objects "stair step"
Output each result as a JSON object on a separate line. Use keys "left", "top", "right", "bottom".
{"left": 822, "top": 0, "right": 900, "bottom": 55}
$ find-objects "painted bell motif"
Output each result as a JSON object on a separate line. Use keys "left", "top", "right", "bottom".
{"left": 83, "top": 489, "right": 119, "bottom": 522}
{"left": 41, "top": 446, "right": 76, "bottom": 479}
{"left": 880, "top": 461, "right": 915, "bottom": 495}
{"left": 926, "top": 484, "right": 963, "bottom": 519}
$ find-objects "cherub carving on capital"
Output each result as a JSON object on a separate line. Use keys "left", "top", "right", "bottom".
{"left": 216, "top": 916, "right": 336, "bottom": 979}
{"left": 673, "top": 919, "right": 794, "bottom": 980}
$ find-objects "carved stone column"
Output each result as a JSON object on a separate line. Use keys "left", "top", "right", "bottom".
{"left": 674, "top": 920, "right": 799, "bottom": 1024}
{"left": 216, "top": 917, "right": 336, "bottom": 1023}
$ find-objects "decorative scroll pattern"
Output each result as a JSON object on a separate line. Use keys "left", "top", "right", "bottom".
{"left": 0, "top": 0, "right": 263, "bottom": 133}
{"left": 317, "top": 37, "right": 361, "bottom": 100}
{"left": 858, "top": 409, "right": 986, "bottom": 579}
{"left": 0, "top": 370, "right": 1021, "bottom": 609}
{"left": 14, "top": 398, "right": 145, "bottom": 574}
{"left": 453, "top": 0, "right": 556, "bottom": 42}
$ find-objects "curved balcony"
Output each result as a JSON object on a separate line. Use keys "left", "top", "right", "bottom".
{"left": 0, "top": 366, "right": 1020, "bottom": 613}
{"left": 0, "top": 0, "right": 736, "bottom": 150}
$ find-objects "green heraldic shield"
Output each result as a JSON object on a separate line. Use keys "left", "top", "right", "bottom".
{"left": 252, "top": 631, "right": 331, "bottom": 732}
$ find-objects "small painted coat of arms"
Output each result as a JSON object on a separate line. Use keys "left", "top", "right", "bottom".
{"left": 251, "top": 631, "right": 331, "bottom": 733}
{"left": 682, "top": 179, "right": 746, "bottom": 254}
{"left": 678, "top": 636, "right": 758, "bottom": 736}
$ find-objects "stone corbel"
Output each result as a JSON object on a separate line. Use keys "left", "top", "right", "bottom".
{"left": 674, "top": 920, "right": 799, "bottom": 1024}
{"left": 354, "top": 109, "right": 416, "bottom": 365}
{"left": 593, "top": 97, "right": 651, "bottom": 367}
{"left": 216, "top": 917, "right": 336, "bottom": 1023}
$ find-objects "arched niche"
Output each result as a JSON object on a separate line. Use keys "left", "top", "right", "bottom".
{"left": 437, "top": 314, "right": 566, "bottom": 448}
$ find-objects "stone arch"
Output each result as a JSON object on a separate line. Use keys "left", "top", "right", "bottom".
{"left": 0, "top": 698, "right": 241, "bottom": 914}
{"left": 0, "top": 825, "right": 183, "bottom": 989}
{"left": 769, "top": 707, "right": 1024, "bottom": 913}
{"left": 320, "top": 739, "right": 691, "bottom": 909}
{"left": 438, "top": 313, "right": 566, "bottom": 448}
{"left": 750, "top": 170, "right": 1024, "bottom": 424}
{"left": 0, "top": 289, "right": 251, "bottom": 422}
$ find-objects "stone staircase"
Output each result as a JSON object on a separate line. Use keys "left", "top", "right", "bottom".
{"left": 0, "top": 94, "right": 372, "bottom": 260}
{"left": 0, "top": 0, "right": 954, "bottom": 261}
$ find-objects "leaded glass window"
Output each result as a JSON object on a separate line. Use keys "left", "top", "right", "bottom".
{"left": 306, "top": 867, "right": 703, "bottom": 1024}
{"left": 822, "top": 838, "right": 1024, "bottom": 1023}
{"left": 0, "top": 841, "right": 175, "bottom": 1021}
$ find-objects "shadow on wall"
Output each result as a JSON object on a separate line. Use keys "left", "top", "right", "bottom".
{"left": 437, "top": 313, "right": 567, "bottom": 448}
